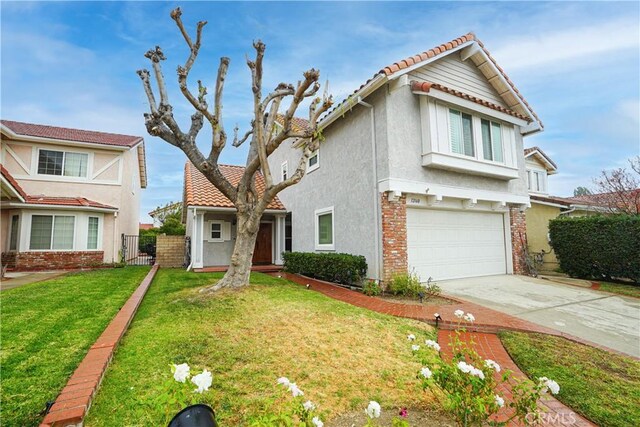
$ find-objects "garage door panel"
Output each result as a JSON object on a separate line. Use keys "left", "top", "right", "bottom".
{"left": 407, "top": 209, "right": 507, "bottom": 281}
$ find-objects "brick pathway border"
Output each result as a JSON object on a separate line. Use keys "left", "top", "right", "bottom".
{"left": 271, "top": 273, "right": 607, "bottom": 426}
{"left": 40, "top": 264, "right": 159, "bottom": 427}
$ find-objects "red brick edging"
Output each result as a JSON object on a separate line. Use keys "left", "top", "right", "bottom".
{"left": 40, "top": 264, "right": 159, "bottom": 427}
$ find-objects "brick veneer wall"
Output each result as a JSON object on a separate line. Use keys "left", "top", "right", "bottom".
{"left": 381, "top": 192, "right": 408, "bottom": 282}
{"left": 156, "top": 234, "right": 186, "bottom": 268}
{"left": 3, "top": 251, "right": 104, "bottom": 271}
{"left": 509, "top": 207, "right": 529, "bottom": 275}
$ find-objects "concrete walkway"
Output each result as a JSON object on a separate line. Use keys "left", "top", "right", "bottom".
{"left": 1, "top": 270, "right": 69, "bottom": 291}
{"left": 438, "top": 275, "right": 640, "bottom": 358}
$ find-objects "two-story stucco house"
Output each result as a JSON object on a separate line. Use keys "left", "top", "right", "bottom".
{"left": 1, "top": 120, "right": 147, "bottom": 270}
{"left": 268, "top": 33, "right": 546, "bottom": 282}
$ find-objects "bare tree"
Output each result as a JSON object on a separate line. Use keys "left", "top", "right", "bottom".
{"left": 137, "top": 7, "right": 333, "bottom": 290}
{"left": 591, "top": 156, "right": 640, "bottom": 215}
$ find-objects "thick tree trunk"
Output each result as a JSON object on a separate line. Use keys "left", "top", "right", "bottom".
{"left": 203, "top": 211, "right": 259, "bottom": 291}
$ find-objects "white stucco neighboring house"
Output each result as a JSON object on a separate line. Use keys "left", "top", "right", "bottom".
{"left": 1, "top": 120, "right": 147, "bottom": 270}
{"left": 268, "top": 32, "right": 545, "bottom": 282}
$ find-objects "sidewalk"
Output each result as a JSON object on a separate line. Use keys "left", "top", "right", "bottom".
{"left": 1, "top": 270, "right": 69, "bottom": 291}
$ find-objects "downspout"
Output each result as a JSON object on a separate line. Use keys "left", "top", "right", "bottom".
{"left": 357, "top": 97, "right": 382, "bottom": 281}
{"left": 186, "top": 207, "right": 195, "bottom": 271}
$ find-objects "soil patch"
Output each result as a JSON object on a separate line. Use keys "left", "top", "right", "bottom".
{"left": 329, "top": 408, "right": 454, "bottom": 427}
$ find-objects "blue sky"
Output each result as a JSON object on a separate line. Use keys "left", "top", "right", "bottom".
{"left": 2, "top": 1, "right": 639, "bottom": 221}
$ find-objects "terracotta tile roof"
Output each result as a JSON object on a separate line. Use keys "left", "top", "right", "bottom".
{"left": 566, "top": 189, "right": 640, "bottom": 210}
{"left": 523, "top": 146, "right": 558, "bottom": 170}
{"left": 23, "top": 195, "right": 117, "bottom": 209}
{"left": 1, "top": 119, "right": 143, "bottom": 148}
{"left": 183, "top": 162, "right": 286, "bottom": 210}
{"left": 530, "top": 194, "right": 572, "bottom": 207}
{"left": 139, "top": 223, "right": 155, "bottom": 230}
{"left": 274, "top": 114, "right": 311, "bottom": 133}
{"left": 1, "top": 165, "right": 28, "bottom": 200}
{"left": 323, "top": 32, "right": 541, "bottom": 129}
{"left": 411, "top": 81, "right": 531, "bottom": 122}
{"left": 382, "top": 33, "right": 476, "bottom": 76}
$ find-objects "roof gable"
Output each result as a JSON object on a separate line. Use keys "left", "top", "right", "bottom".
{"left": 183, "top": 162, "right": 285, "bottom": 211}
{"left": 524, "top": 146, "right": 557, "bottom": 173}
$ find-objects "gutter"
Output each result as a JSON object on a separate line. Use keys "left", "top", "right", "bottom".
{"left": 356, "top": 97, "right": 382, "bottom": 281}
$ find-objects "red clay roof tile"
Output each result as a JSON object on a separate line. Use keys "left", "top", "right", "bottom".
{"left": 183, "top": 162, "right": 285, "bottom": 210}
{"left": 1, "top": 165, "right": 27, "bottom": 200}
{"left": 1, "top": 119, "right": 143, "bottom": 148}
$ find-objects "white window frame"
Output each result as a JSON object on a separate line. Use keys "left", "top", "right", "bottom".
{"left": 480, "top": 118, "right": 504, "bottom": 163}
{"left": 36, "top": 148, "right": 89, "bottom": 179}
{"left": 527, "top": 167, "right": 547, "bottom": 194}
{"left": 207, "top": 220, "right": 224, "bottom": 242}
{"left": 307, "top": 149, "right": 320, "bottom": 173}
{"left": 8, "top": 214, "right": 20, "bottom": 251}
{"left": 448, "top": 108, "right": 475, "bottom": 157}
{"left": 314, "top": 206, "right": 335, "bottom": 251}
{"left": 87, "top": 216, "right": 101, "bottom": 250}
{"left": 28, "top": 214, "right": 77, "bottom": 251}
{"left": 281, "top": 161, "right": 288, "bottom": 182}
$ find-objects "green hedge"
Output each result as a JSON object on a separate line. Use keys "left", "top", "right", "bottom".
{"left": 282, "top": 252, "right": 368, "bottom": 286}
{"left": 549, "top": 215, "right": 640, "bottom": 283}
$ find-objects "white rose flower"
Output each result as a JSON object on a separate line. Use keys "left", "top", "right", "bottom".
{"left": 495, "top": 395, "right": 505, "bottom": 407}
{"left": 172, "top": 363, "right": 190, "bottom": 383}
{"left": 277, "top": 377, "right": 290, "bottom": 387}
{"left": 471, "top": 367, "right": 485, "bottom": 380}
{"left": 425, "top": 339, "right": 441, "bottom": 351}
{"left": 457, "top": 361, "right": 472, "bottom": 373}
{"left": 454, "top": 309, "right": 465, "bottom": 318}
{"left": 312, "top": 416, "right": 324, "bottom": 427}
{"left": 463, "top": 313, "right": 475, "bottom": 322}
{"left": 365, "top": 401, "right": 381, "bottom": 418}
{"left": 539, "top": 377, "right": 560, "bottom": 395}
{"left": 407, "top": 334, "right": 416, "bottom": 341}
{"left": 411, "top": 344, "right": 420, "bottom": 351}
{"left": 421, "top": 367, "right": 433, "bottom": 378}
{"left": 191, "top": 369, "right": 213, "bottom": 393}
{"left": 288, "top": 382, "right": 304, "bottom": 397}
{"left": 434, "top": 312, "right": 440, "bottom": 318}
{"left": 485, "top": 359, "right": 501, "bottom": 372}
{"left": 303, "top": 400, "right": 316, "bottom": 411}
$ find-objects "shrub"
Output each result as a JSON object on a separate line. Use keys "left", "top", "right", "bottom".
{"left": 387, "top": 271, "right": 423, "bottom": 297}
{"left": 282, "top": 252, "right": 367, "bottom": 286}
{"left": 362, "top": 279, "right": 381, "bottom": 296}
{"left": 549, "top": 215, "right": 640, "bottom": 283}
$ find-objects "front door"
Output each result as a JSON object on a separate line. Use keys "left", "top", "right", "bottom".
{"left": 252, "top": 222, "right": 273, "bottom": 265}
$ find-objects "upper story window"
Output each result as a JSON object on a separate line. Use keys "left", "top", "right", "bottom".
{"left": 38, "top": 149, "right": 88, "bottom": 178}
{"left": 308, "top": 150, "right": 319, "bottom": 173}
{"left": 527, "top": 169, "right": 547, "bottom": 193}
{"left": 481, "top": 119, "right": 503, "bottom": 162}
{"left": 281, "top": 161, "right": 288, "bottom": 182}
{"left": 449, "top": 109, "right": 474, "bottom": 157}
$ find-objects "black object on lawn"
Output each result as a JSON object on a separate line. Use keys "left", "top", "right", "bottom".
{"left": 168, "top": 404, "right": 218, "bottom": 427}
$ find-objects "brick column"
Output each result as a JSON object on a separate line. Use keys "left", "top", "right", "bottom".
{"left": 509, "top": 207, "right": 529, "bottom": 275}
{"left": 381, "top": 192, "right": 407, "bottom": 282}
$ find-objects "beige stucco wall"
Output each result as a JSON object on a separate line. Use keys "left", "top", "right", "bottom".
{"left": 1, "top": 136, "right": 143, "bottom": 263}
{"left": 526, "top": 202, "right": 561, "bottom": 272}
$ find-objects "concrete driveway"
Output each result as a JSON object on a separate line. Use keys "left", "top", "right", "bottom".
{"left": 439, "top": 275, "right": 640, "bottom": 358}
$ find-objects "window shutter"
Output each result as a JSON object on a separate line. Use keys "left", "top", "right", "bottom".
{"left": 481, "top": 119, "right": 492, "bottom": 160}
{"left": 222, "top": 221, "right": 232, "bottom": 241}
{"left": 491, "top": 122, "right": 503, "bottom": 163}
{"left": 449, "top": 110, "right": 462, "bottom": 154}
{"left": 461, "top": 113, "right": 474, "bottom": 156}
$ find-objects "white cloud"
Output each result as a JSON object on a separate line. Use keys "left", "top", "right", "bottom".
{"left": 492, "top": 18, "right": 639, "bottom": 70}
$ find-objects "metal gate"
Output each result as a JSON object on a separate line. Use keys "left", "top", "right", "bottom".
{"left": 121, "top": 234, "right": 156, "bottom": 265}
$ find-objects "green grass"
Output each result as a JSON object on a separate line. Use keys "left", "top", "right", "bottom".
{"left": 597, "top": 281, "right": 640, "bottom": 299}
{"left": 85, "top": 270, "right": 438, "bottom": 426}
{"left": 500, "top": 331, "right": 640, "bottom": 427}
{"left": 0, "top": 267, "right": 151, "bottom": 427}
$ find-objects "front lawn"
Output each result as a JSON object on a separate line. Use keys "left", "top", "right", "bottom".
{"left": 500, "top": 331, "right": 640, "bottom": 427}
{"left": 85, "top": 270, "right": 439, "bottom": 426}
{"left": 0, "top": 267, "right": 151, "bottom": 427}
{"left": 597, "top": 281, "right": 640, "bottom": 299}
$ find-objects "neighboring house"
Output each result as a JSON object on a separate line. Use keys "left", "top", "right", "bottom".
{"left": 268, "top": 32, "right": 545, "bottom": 282}
{"left": 1, "top": 120, "right": 147, "bottom": 270}
{"left": 182, "top": 162, "right": 287, "bottom": 268}
{"left": 139, "top": 223, "right": 155, "bottom": 231}
{"left": 524, "top": 146, "right": 608, "bottom": 272}
{"left": 149, "top": 201, "right": 182, "bottom": 227}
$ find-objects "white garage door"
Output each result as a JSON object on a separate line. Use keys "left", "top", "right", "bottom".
{"left": 407, "top": 208, "right": 507, "bottom": 281}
